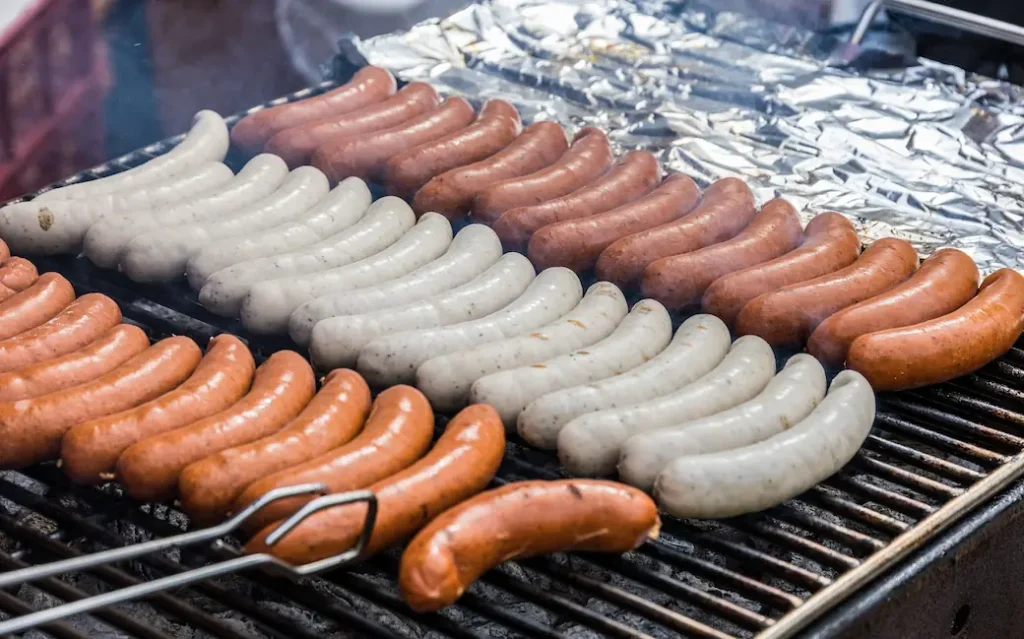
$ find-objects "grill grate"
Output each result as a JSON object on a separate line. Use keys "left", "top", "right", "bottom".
{"left": 2, "top": 79, "right": 1024, "bottom": 639}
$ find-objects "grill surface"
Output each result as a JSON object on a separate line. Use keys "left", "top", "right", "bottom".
{"left": 2, "top": 78, "right": 1024, "bottom": 639}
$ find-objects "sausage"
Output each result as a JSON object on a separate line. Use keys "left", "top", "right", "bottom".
{"left": 595, "top": 177, "right": 756, "bottom": 288}
{"left": 400, "top": 479, "right": 660, "bottom": 612}
{"left": 0, "top": 273, "right": 76, "bottom": 341}
{"left": 640, "top": 198, "right": 803, "bottom": 310}
{"left": 558, "top": 335, "right": 775, "bottom": 477}
{"left": 528, "top": 173, "right": 701, "bottom": 272}
{"left": 61, "top": 334, "right": 256, "bottom": 485}
{"left": 0, "top": 238, "right": 10, "bottom": 263}
{"left": 231, "top": 66, "right": 397, "bottom": 153}
{"left": 383, "top": 100, "right": 522, "bottom": 198}
{"left": 116, "top": 350, "right": 314, "bottom": 502}
{"left": 244, "top": 404, "right": 505, "bottom": 565}
{"left": 0, "top": 325, "right": 149, "bottom": 402}
{"left": 0, "top": 336, "right": 201, "bottom": 469}
{"left": 808, "top": 248, "right": 979, "bottom": 368}
{"left": 0, "top": 293, "right": 121, "bottom": 373}
{"left": 702, "top": 212, "right": 861, "bottom": 327}
{"left": 518, "top": 314, "right": 730, "bottom": 450}
{"left": 653, "top": 370, "right": 875, "bottom": 519}
{"left": 412, "top": 122, "right": 569, "bottom": 219}
{"left": 472, "top": 128, "right": 614, "bottom": 225}
{"left": 847, "top": 268, "right": 1024, "bottom": 391}
{"left": 233, "top": 384, "right": 434, "bottom": 533}
{"left": 618, "top": 354, "right": 826, "bottom": 491}
{"left": 289, "top": 224, "right": 502, "bottom": 346}
{"left": 312, "top": 97, "right": 477, "bottom": 183}
{"left": 735, "top": 238, "right": 919, "bottom": 348}
{"left": 179, "top": 369, "right": 372, "bottom": 525}
{"left": 265, "top": 82, "right": 440, "bottom": 168}
{"left": 492, "top": 151, "right": 662, "bottom": 252}
{"left": 0, "top": 257, "right": 39, "bottom": 291}
{"left": 471, "top": 299, "right": 672, "bottom": 429}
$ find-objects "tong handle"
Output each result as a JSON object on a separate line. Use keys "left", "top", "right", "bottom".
{"left": 850, "top": 0, "right": 1024, "bottom": 49}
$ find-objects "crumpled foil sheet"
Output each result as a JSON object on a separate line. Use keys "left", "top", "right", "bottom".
{"left": 339, "top": 0, "right": 1024, "bottom": 273}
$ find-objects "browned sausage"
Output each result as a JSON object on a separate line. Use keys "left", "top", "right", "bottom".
{"left": 230, "top": 66, "right": 397, "bottom": 153}
{"left": 527, "top": 173, "right": 700, "bottom": 272}
{"left": 61, "top": 334, "right": 256, "bottom": 485}
{"left": 702, "top": 212, "right": 861, "bottom": 327}
{"left": 411, "top": 122, "right": 569, "bottom": 220}
{"left": 116, "top": 350, "right": 314, "bottom": 502}
{"left": 492, "top": 151, "right": 662, "bottom": 252}
{"left": 595, "top": 177, "right": 756, "bottom": 289}
{"left": 0, "top": 293, "right": 121, "bottom": 373}
{"left": 311, "top": 97, "right": 476, "bottom": 183}
{"left": 847, "top": 268, "right": 1024, "bottom": 391}
{"left": 399, "top": 479, "right": 660, "bottom": 612}
{"left": 234, "top": 384, "right": 434, "bottom": 533}
{"left": 640, "top": 198, "right": 804, "bottom": 310}
{"left": 0, "top": 238, "right": 10, "bottom": 264}
{"left": 244, "top": 404, "right": 505, "bottom": 565}
{"left": 383, "top": 100, "right": 522, "bottom": 198}
{"left": 265, "top": 82, "right": 440, "bottom": 168}
{"left": 178, "top": 369, "right": 372, "bottom": 525}
{"left": 735, "top": 238, "right": 919, "bottom": 348}
{"left": 0, "top": 336, "right": 201, "bottom": 469}
{"left": 0, "top": 324, "right": 149, "bottom": 402}
{"left": 471, "top": 128, "right": 614, "bottom": 225}
{"left": 0, "top": 257, "right": 39, "bottom": 291}
{"left": 0, "top": 273, "right": 75, "bottom": 341}
{"left": 808, "top": 248, "right": 979, "bottom": 368}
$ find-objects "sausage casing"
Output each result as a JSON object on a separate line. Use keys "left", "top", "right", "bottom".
{"left": 0, "top": 257, "right": 38, "bottom": 291}
{"left": 0, "top": 273, "right": 75, "bottom": 341}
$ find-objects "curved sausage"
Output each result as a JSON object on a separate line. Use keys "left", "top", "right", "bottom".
{"left": 735, "top": 238, "right": 919, "bottom": 348}
{"left": 231, "top": 66, "right": 397, "bottom": 153}
{"left": 399, "top": 480, "right": 660, "bottom": 612}
{"left": 0, "top": 336, "right": 201, "bottom": 469}
{"left": 244, "top": 404, "right": 505, "bottom": 565}
{"left": 595, "top": 177, "right": 755, "bottom": 288}
{"left": 61, "top": 334, "right": 256, "bottom": 485}
{"left": 0, "top": 273, "right": 75, "bottom": 341}
{"left": 0, "top": 238, "right": 10, "bottom": 263}
{"left": 847, "top": 268, "right": 1024, "bottom": 391}
{"left": 383, "top": 100, "right": 522, "bottom": 198}
{"left": 492, "top": 151, "right": 662, "bottom": 252}
{"left": 528, "top": 173, "right": 700, "bottom": 272}
{"left": 179, "top": 369, "right": 372, "bottom": 525}
{"left": 265, "top": 82, "right": 440, "bottom": 168}
{"left": 472, "top": 128, "right": 614, "bottom": 225}
{"left": 0, "top": 257, "right": 37, "bottom": 291}
{"left": 312, "top": 97, "right": 476, "bottom": 183}
{"left": 0, "top": 324, "right": 149, "bottom": 402}
{"left": 234, "top": 385, "right": 434, "bottom": 533}
{"left": 702, "top": 212, "right": 861, "bottom": 327}
{"left": 412, "top": 122, "right": 569, "bottom": 219}
{"left": 808, "top": 248, "right": 979, "bottom": 368}
{"left": 0, "top": 293, "right": 121, "bottom": 373}
{"left": 116, "top": 350, "right": 314, "bottom": 502}
{"left": 641, "top": 198, "right": 803, "bottom": 310}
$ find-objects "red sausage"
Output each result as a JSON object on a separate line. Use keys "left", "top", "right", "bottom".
{"left": 0, "top": 273, "right": 76, "bottom": 341}
{"left": 0, "top": 238, "right": 10, "bottom": 264}
{"left": 0, "top": 257, "right": 39, "bottom": 291}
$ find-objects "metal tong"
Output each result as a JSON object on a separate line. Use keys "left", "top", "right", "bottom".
{"left": 0, "top": 483, "right": 378, "bottom": 636}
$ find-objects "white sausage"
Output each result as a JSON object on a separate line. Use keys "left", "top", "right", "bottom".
{"left": 185, "top": 177, "right": 374, "bottom": 290}
{"left": 556, "top": 335, "right": 776, "bottom": 477}
{"left": 518, "top": 314, "right": 731, "bottom": 450}
{"left": 416, "top": 283, "right": 628, "bottom": 413}
{"left": 83, "top": 154, "right": 289, "bottom": 269}
{"left": 653, "top": 370, "right": 875, "bottom": 518}
{"left": 35, "top": 110, "right": 229, "bottom": 202}
{"left": 0, "top": 163, "right": 233, "bottom": 256}
{"left": 199, "top": 196, "right": 416, "bottom": 317}
{"left": 309, "top": 253, "right": 537, "bottom": 370}
{"left": 470, "top": 299, "right": 673, "bottom": 430}
{"left": 617, "top": 354, "right": 827, "bottom": 491}
{"left": 289, "top": 224, "right": 501, "bottom": 346}
{"left": 357, "top": 267, "right": 582, "bottom": 387}
{"left": 120, "top": 167, "right": 329, "bottom": 283}
{"left": 241, "top": 212, "right": 452, "bottom": 334}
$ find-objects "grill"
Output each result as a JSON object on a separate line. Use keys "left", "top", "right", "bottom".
{"left": 3, "top": 75, "right": 1024, "bottom": 639}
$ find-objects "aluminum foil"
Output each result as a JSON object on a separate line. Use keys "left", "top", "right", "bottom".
{"left": 340, "top": 0, "right": 1024, "bottom": 273}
